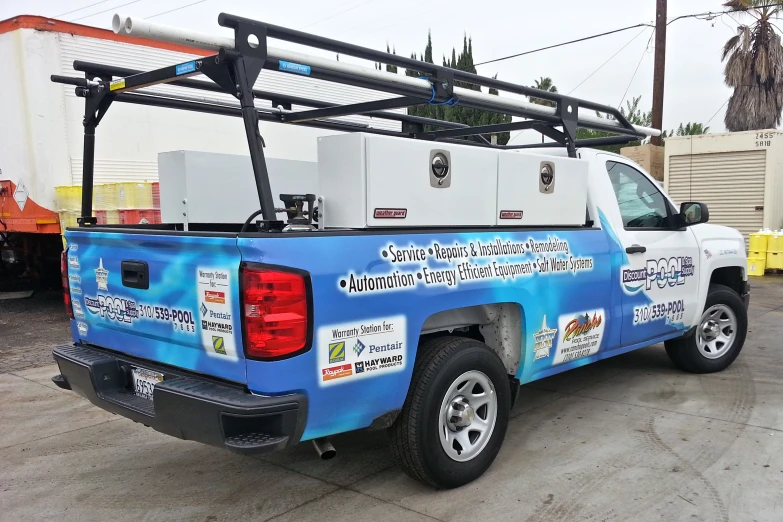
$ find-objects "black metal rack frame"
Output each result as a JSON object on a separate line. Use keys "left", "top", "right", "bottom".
{"left": 51, "top": 12, "right": 649, "bottom": 225}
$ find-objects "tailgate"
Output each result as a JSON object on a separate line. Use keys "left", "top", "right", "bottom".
{"left": 65, "top": 229, "right": 246, "bottom": 383}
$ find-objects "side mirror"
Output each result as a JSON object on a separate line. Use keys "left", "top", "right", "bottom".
{"left": 679, "top": 202, "right": 709, "bottom": 226}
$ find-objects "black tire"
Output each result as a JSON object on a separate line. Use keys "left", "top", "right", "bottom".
{"left": 389, "top": 336, "right": 510, "bottom": 489}
{"left": 664, "top": 284, "right": 747, "bottom": 373}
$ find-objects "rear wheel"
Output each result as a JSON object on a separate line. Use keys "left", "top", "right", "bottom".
{"left": 390, "top": 336, "right": 510, "bottom": 489}
{"left": 665, "top": 284, "right": 747, "bottom": 373}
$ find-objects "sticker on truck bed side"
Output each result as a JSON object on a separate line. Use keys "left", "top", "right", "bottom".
{"left": 197, "top": 267, "right": 238, "bottom": 358}
{"left": 317, "top": 316, "right": 406, "bottom": 386}
{"left": 553, "top": 309, "right": 605, "bottom": 365}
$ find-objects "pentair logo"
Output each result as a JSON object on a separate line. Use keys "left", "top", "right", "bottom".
{"left": 200, "top": 302, "right": 208, "bottom": 316}
{"left": 353, "top": 339, "right": 366, "bottom": 357}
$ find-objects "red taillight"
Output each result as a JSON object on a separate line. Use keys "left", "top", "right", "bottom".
{"left": 241, "top": 265, "right": 309, "bottom": 359}
{"left": 61, "top": 249, "right": 74, "bottom": 319}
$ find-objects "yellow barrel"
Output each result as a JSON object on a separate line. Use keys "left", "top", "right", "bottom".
{"left": 766, "top": 251, "right": 783, "bottom": 270}
{"left": 768, "top": 233, "right": 783, "bottom": 253}
{"left": 748, "top": 257, "right": 766, "bottom": 276}
{"left": 750, "top": 231, "right": 768, "bottom": 252}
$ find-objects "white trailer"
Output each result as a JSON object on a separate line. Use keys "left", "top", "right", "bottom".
{"left": 4, "top": 15, "right": 404, "bottom": 197}
{"left": 0, "top": 15, "right": 397, "bottom": 279}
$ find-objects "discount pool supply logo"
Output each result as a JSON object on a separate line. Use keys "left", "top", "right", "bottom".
{"left": 622, "top": 256, "right": 695, "bottom": 293}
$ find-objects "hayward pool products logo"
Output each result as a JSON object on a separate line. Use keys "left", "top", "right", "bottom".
{"left": 360, "top": 355, "right": 403, "bottom": 373}
{"left": 533, "top": 316, "right": 557, "bottom": 360}
{"left": 353, "top": 339, "right": 366, "bottom": 357}
{"left": 646, "top": 256, "right": 694, "bottom": 290}
{"left": 354, "top": 361, "right": 365, "bottom": 373}
{"left": 95, "top": 259, "right": 109, "bottom": 291}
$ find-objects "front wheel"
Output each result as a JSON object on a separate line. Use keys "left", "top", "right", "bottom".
{"left": 389, "top": 336, "right": 510, "bottom": 489}
{"left": 665, "top": 284, "right": 747, "bottom": 373}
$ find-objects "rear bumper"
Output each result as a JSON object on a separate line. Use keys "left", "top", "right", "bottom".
{"left": 52, "top": 344, "right": 307, "bottom": 455}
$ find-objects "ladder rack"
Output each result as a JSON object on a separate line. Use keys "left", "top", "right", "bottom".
{"left": 51, "top": 12, "right": 661, "bottom": 226}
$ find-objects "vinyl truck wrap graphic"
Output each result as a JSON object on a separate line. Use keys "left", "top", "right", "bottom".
{"left": 64, "top": 206, "right": 704, "bottom": 440}
{"left": 50, "top": 14, "right": 750, "bottom": 489}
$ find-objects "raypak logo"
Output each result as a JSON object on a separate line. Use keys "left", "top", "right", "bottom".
{"left": 204, "top": 290, "right": 225, "bottom": 304}
{"left": 322, "top": 364, "right": 352, "bottom": 381}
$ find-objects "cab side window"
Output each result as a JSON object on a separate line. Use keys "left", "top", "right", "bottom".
{"left": 606, "top": 161, "right": 670, "bottom": 229}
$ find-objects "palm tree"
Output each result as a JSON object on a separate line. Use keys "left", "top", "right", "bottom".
{"left": 528, "top": 77, "right": 558, "bottom": 107}
{"left": 722, "top": 0, "right": 783, "bottom": 131}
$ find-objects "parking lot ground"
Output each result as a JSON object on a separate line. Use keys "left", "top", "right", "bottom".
{"left": 1, "top": 281, "right": 782, "bottom": 521}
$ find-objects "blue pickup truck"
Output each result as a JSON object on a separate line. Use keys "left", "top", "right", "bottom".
{"left": 51, "top": 13, "right": 749, "bottom": 489}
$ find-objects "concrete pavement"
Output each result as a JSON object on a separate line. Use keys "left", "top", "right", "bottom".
{"left": 1, "top": 281, "right": 782, "bottom": 521}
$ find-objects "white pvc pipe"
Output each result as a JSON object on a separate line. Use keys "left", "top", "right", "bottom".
{"left": 113, "top": 14, "right": 661, "bottom": 137}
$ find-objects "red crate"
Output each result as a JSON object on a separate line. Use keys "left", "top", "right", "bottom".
{"left": 118, "top": 209, "right": 161, "bottom": 225}
{"left": 152, "top": 182, "right": 160, "bottom": 209}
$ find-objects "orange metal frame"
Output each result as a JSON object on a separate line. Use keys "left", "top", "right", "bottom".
{"left": 0, "top": 181, "right": 60, "bottom": 234}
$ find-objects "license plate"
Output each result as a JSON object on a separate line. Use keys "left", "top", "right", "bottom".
{"left": 131, "top": 367, "right": 163, "bottom": 400}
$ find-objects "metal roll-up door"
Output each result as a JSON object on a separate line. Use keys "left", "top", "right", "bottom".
{"left": 668, "top": 150, "right": 766, "bottom": 240}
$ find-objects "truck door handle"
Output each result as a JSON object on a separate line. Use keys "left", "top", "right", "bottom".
{"left": 121, "top": 260, "right": 149, "bottom": 289}
{"left": 625, "top": 245, "right": 647, "bottom": 254}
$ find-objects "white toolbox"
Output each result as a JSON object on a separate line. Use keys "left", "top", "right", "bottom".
{"left": 318, "top": 133, "right": 589, "bottom": 229}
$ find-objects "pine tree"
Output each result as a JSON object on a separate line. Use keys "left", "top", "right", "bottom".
{"left": 385, "top": 44, "right": 398, "bottom": 74}
{"left": 393, "top": 32, "right": 511, "bottom": 144}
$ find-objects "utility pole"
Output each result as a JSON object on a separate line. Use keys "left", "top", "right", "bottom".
{"left": 651, "top": 0, "right": 667, "bottom": 146}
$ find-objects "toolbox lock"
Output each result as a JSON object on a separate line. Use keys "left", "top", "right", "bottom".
{"left": 540, "top": 162, "right": 555, "bottom": 193}
{"left": 429, "top": 150, "right": 451, "bottom": 188}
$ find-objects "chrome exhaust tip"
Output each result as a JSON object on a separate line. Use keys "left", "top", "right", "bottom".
{"left": 312, "top": 437, "right": 336, "bottom": 460}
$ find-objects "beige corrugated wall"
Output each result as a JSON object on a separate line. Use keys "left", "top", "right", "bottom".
{"left": 668, "top": 150, "right": 766, "bottom": 240}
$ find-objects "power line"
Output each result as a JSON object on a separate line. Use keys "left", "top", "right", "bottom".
{"left": 473, "top": 23, "right": 653, "bottom": 67}
{"left": 618, "top": 29, "right": 655, "bottom": 108}
{"left": 147, "top": 0, "right": 210, "bottom": 19}
{"left": 567, "top": 27, "right": 651, "bottom": 95}
{"left": 706, "top": 97, "right": 730, "bottom": 125}
{"left": 55, "top": 0, "right": 113, "bottom": 18}
{"left": 507, "top": 27, "right": 650, "bottom": 145}
{"left": 667, "top": 1, "right": 783, "bottom": 25}
{"left": 70, "top": 0, "right": 145, "bottom": 22}
{"left": 300, "top": 0, "right": 378, "bottom": 31}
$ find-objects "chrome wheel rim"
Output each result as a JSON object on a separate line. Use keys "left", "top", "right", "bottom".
{"left": 438, "top": 370, "right": 497, "bottom": 462}
{"left": 696, "top": 304, "right": 737, "bottom": 360}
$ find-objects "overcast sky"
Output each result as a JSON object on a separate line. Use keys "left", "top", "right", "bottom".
{"left": 3, "top": 0, "right": 746, "bottom": 142}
